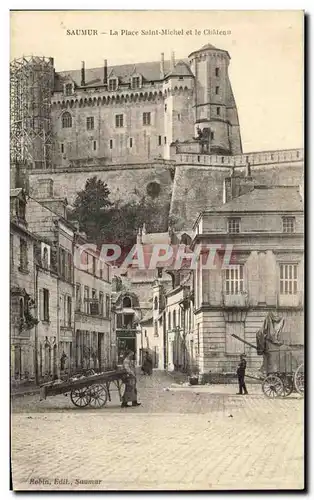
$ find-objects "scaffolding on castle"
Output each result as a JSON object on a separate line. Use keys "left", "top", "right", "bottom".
{"left": 10, "top": 56, "right": 54, "bottom": 171}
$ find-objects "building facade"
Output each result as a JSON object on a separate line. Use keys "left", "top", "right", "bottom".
{"left": 192, "top": 182, "right": 304, "bottom": 378}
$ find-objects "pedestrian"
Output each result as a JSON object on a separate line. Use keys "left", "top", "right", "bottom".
{"left": 237, "top": 354, "right": 248, "bottom": 395}
{"left": 121, "top": 350, "right": 141, "bottom": 408}
{"left": 141, "top": 350, "right": 153, "bottom": 376}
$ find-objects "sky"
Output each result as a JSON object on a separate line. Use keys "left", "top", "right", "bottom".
{"left": 10, "top": 10, "right": 304, "bottom": 153}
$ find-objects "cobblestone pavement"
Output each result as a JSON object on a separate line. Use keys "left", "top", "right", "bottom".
{"left": 11, "top": 372, "right": 304, "bottom": 491}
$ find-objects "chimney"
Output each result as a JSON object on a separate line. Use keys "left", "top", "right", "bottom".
{"left": 160, "top": 53, "right": 165, "bottom": 78}
{"left": 103, "top": 59, "right": 108, "bottom": 85}
{"left": 81, "top": 61, "right": 85, "bottom": 86}
{"left": 171, "top": 51, "right": 175, "bottom": 71}
{"left": 136, "top": 227, "right": 142, "bottom": 244}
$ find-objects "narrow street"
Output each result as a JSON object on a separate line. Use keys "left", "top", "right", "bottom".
{"left": 11, "top": 372, "right": 304, "bottom": 491}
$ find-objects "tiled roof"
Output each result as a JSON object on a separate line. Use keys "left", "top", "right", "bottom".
{"left": 213, "top": 186, "right": 303, "bottom": 213}
{"left": 55, "top": 59, "right": 182, "bottom": 89}
{"left": 165, "top": 60, "right": 194, "bottom": 78}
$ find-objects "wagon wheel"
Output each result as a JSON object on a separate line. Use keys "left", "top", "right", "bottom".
{"left": 294, "top": 363, "right": 304, "bottom": 396}
{"left": 280, "top": 375, "right": 294, "bottom": 397}
{"left": 88, "top": 384, "right": 108, "bottom": 408}
{"left": 70, "top": 387, "right": 91, "bottom": 407}
{"left": 262, "top": 374, "right": 284, "bottom": 398}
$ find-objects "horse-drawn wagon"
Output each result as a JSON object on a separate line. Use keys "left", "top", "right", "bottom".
{"left": 232, "top": 312, "right": 304, "bottom": 398}
{"left": 40, "top": 368, "right": 127, "bottom": 408}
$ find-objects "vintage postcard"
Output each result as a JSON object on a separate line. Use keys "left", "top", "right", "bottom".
{"left": 10, "top": 10, "right": 304, "bottom": 491}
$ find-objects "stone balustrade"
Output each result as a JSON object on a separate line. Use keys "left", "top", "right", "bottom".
{"left": 175, "top": 148, "right": 304, "bottom": 167}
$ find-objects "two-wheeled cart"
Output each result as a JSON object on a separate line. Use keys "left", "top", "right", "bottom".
{"left": 231, "top": 333, "right": 304, "bottom": 399}
{"left": 39, "top": 368, "right": 127, "bottom": 408}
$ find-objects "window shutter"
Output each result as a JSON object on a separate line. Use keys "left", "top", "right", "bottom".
{"left": 39, "top": 289, "right": 44, "bottom": 321}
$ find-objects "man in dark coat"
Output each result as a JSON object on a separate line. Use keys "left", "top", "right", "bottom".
{"left": 237, "top": 354, "right": 248, "bottom": 395}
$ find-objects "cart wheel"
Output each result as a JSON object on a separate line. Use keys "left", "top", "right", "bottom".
{"left": 88, "top": 384, "right": 108, "bottom": 408}
{"left": 280, "top": 375, "right": 294, "bottom": 397}
{"left": 70, "top": 387, "right": 91, "bottom": 408}
{"left": 294, "top": 363, "right": 304, "bottom": 396}
{"left": 262, "top": 374, "right": 284, "bottom": 398}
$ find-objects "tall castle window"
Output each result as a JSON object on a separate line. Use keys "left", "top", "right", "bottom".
{"left": 225, "top": 265, "right": 244, "bottom": 295}
{"left": 143, "top": 112, "right": 151, "bottom": 126}
{"left": 215, "top": 86, "right": 219, "bottom": 95}
{"left": 228, "top": 218, "right": 241, "bottom": 234}
{"left": 86, "top": 117, "right": 94, "bottom": 130}
{"left": 115, "top": 114, "right": 124, "bottom": 128}
{"left": 215, "top": 67, "right": 220, "bottom": 77}
{"left": 216, "top": 107, "right": 221, "bottom": 116}
{"left": 282, "top": 217, "right": 295, "bottom": 233}
{"left": 62, "top": 112, "right": 72, "bottom": 129}
{"left": 108, "top": 79, "right": 117, "bottom": 91}
{"left": 110, "top": 139, "right": 113, "bottom": 149}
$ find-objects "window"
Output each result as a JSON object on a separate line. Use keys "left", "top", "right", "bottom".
{"left": 123, "top": 296, "right": 132, "bottom": 308}
{"left": 10, "top": 234, "right": 13, "bottom": 266}
{"left": 158, "top": 135, "right": 162, "bottom": 146}
{"left": 84, "top": 286, "right": 89, "bottom": 314}
{"left": 42, "top": 247, "right": 48, "bottom": 269}
{"left": 215, "top": 86, "right": 219, "bottom": 95}
{"left": 164, "top": 136, "right": 167, "bottom": 145}
{"left": 75, "top": 283, "right": 81, "bottom": 312}
{"left": 211, "top": 131, "right": 214, "bottom": 140}
{"left": 196, "top": 324, "right": 200, "bottom": 355}
{"left": 65, "top": 83, "right": 73, "bottom": 96}
{"left": 92, "top": 256, "right": 96, "bottom": 275}
{"left": 215, "top": 67, "right": 220, "bottom": 77}
{"left": 109, "top": 79, "right": 117, "bottom": 91}
{"left": 225, "top": 265, "right": 244, "bottom": 295}
{"left": 92, "top": 289, "right": 97, "bottom": 300}
{"left": 129, "top": 138, "right": 133, "bottom": 148}
{"left": 168, "top": 312, "right": 171, "bottom": 330}
{"left": 143, "top": 112, "right": 151, "bottom": 126}
{"left": 282, "top": 217, "right": 295, "bottom": 233}
{"left": 216, "top": 107, "right": 221, "bottom": 116}
{"left": 86, "top": 117, "right": 94, "bottom": 130}
{"left": 115, "top": 114, "right": 124, "bottom": 128}
{"left": 228, "top": 218, "right": 241, "bottom": 234}
{"left": 62, "top": 112, "right": 72, "bottom": 128}
{"left": 67, "top": 296, "right": 72, "bottom": 326}
{"left": 19, "top": 239, "right": 28, "bottom": 271}
{"left": 93, "top": 141, "right": 97, "bottom": 151}
{"left": 226, "top": 323, "right": 244, "bottom": 354}
{"left": 99, "top": 292, "right": 104, "bottom": 316}
{"left": 178, "top": 113, "right": 181, "bottom": 121}
{"left": 106, "top": 295, "right": 110, "bottom": 318}
{"left": 280, "top": 264, "right": 298, "bottom": 295}
{"left": 132, "top": 76, "right": 140, "bottom": 89}
{"left": 43, "top": 289, "right": 49, "bottom": 322}
{"left": 109, "top": 139, "right": 113, "bottom": 149}
{"left": 173, "top": 310, "right": 176, "bottom": 328}
{"left": 60, "top": 143, "right": 64, "bottom": 154}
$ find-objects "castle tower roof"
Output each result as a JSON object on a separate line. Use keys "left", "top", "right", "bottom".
{"left": 188, "top": 43, "right": 230, "bottom": 59}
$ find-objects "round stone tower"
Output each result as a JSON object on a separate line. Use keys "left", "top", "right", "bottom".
{"left": 189, "top": 43, "right": 242, "bottom": 155}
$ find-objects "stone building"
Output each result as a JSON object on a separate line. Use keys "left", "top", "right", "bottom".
{"left": 74, "top": 236, "right": 113, "bottom": 372}
{"left": 191, "top": 180, "right": 304, "bottom": 379}
{"left": 10, "top": 189, "right": 37, "bottom": 381}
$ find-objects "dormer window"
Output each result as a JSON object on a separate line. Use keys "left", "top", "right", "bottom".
{"left": 64, "top": 83, "right": 73, "bottom": 96}
{"left": 131, "top": 76, "right": 141, "bottom": 89}
{"left": 108, "top": 78, "right": 118, "bottom": 91}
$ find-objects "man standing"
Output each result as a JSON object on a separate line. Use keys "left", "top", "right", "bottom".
{"left": 237, "top": 354, "right": 248, "bottom": 395}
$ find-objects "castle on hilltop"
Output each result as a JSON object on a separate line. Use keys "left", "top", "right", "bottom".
{"left": 10, "top": 43, "right": 303, "bottom": 230}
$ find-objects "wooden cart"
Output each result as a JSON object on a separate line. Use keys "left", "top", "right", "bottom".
{"left": 232, "top": 334, "right": 304, "bottom": 398}
{"left": 40, "top": 369, "right": 127, "bottom": 408}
